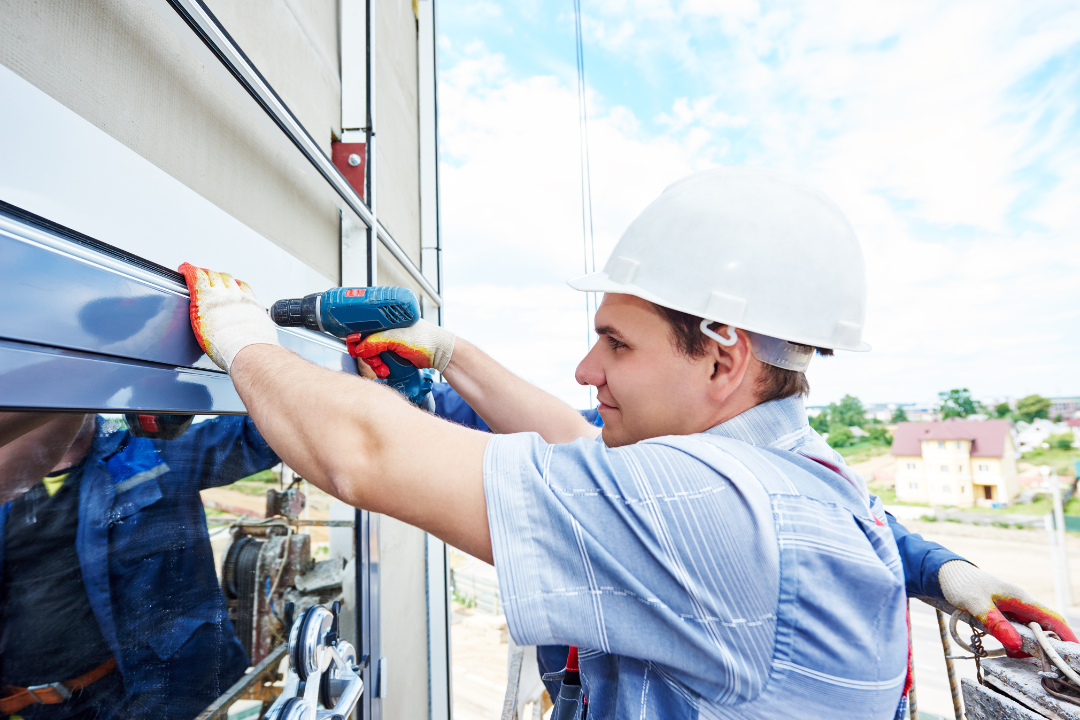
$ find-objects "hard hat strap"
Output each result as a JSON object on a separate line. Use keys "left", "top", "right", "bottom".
{"left": 698, "top": 320, "right": 814, "bottom": 372}
{"left": 699, "top": 319, "right": 738, "bottom": 347}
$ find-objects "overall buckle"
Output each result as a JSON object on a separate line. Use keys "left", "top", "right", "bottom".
{"left": 26, "top": 681, "right": 72, "bottom": 703}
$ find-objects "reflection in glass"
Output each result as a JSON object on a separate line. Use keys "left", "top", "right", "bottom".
{"left": 0, "top": 411, "right": 352, "bottom": 719}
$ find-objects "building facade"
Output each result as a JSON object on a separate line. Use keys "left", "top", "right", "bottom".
{"left": 892, "top": 420, "right": 1019, "bottom": 508}
{"left": 1, "top": 1, "right": 448, "bottom": 718}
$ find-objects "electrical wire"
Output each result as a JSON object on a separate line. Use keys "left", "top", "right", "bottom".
{"left": 573, "top": 0, "right": 597, "bottom": 406}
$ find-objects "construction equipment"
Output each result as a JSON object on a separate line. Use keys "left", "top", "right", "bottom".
{"left": 921, "top": 598, "right": 1080, "bottom": 719}
{"left": 261, "top": 602, "right": 364, "bottom": 720}
{"left": 221, "top": 483, "right": 350, "bottom": 667}
{"left": 271, "top": 287, "right": 435, "bottom": 408}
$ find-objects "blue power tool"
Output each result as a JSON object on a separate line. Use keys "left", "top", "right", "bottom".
{"left": 270, "top": 287, "right": 435, "bottom": 409}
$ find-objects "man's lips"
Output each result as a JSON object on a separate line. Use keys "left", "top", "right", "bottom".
{"left": 597, "top": 399, "right": 619, "bottom": 412}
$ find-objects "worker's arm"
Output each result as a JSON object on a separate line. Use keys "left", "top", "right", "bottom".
{"left": 443, "top": 338, "right": 600, "bottom": 442}
{"left": 884, "top": 510, "right": 963, "bottom": 598}
{"left": 885, "top": 509, "right": 1077, "bottom": 654}
{"left": 0, "top": 411, "right": 55, "bottom": 448}
{"left": 230, "top": 344, "right": 493, "bottom": 561}
{"left": 151, "top": 416, "right": 280, "bottom": 491}
{"left": 352, "top": 321, "right": 600, "bottom": 443}
{"left": 179, "top": 263, "right": 494, "bottom": 559}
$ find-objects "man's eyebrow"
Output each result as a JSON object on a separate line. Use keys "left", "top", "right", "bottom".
{"left": 595, "top": 325, "right": 626, "bottom": 340}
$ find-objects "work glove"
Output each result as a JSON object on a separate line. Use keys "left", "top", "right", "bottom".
{"left": 346, "top": 319, "right": 455, "bottom": 378}
{"left": 939, "top": 559, "right": 1078, "bottom": 656}
{"left": 178, "top": 263, "right": 280, "bottom": 373}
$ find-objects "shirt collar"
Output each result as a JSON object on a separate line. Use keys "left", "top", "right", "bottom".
{"left": 702, "top": 395, "right": 811, "bottom": 449}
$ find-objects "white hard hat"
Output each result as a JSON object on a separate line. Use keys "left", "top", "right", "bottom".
{"left": 568, "top": 166, "right": 870, "bottom": 372}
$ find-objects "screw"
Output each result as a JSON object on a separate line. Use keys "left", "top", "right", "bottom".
{"left": 348, "top": 154, "right": 361, "bottom": 167}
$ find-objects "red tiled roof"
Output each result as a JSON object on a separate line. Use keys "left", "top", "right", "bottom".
{"left": 1068, "top": 419, "right": 1080, "bottom": 428}
{"left": 890, "top": 419, "right": 1012, "bottom": 458}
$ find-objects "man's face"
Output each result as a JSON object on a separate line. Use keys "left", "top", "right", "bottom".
{"left": 575, "top": 294, "right": 724, "bottom": 447}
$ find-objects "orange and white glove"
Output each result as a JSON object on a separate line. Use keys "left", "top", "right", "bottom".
{"left": 178, "top": 263, "right": 279, "bottom": 373}
{"left": 939, "top": 560, "right": 1078, "bottom": 656}
{"left": 346, "top": 319, "right": 455, "bottom": 379}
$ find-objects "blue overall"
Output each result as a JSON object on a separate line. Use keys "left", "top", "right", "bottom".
{"left": 0, "top": 416, "right": 279, "bottom": 719}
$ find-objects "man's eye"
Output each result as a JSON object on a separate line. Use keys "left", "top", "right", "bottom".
{"left": 606, "top": 337, "right": 626, "bottom": 350}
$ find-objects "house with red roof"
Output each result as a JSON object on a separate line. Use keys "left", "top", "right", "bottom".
{"left": 891, "top": 419, "right": 1019, "bottom": 507}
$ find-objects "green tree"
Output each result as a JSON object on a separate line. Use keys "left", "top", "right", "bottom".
{"left": 826, "top": 424, "right": 854, "bottom": 448}
{"left": 808, "top": 411, "right": 829, "bottom": 434}
{"left": 890, "top": 406, "right": 909, "bottom": 423}
{"left": 1048, "top": 433, "right": 1075, "bottom": 451}
{"left": 939, "top": 388, "right": 978, "bottom": 419}
{"left": 1016, "top": 395, "right": 1052, "bottom": 423}
{"left": 994, "top": 402, "right": 1012, "bottom": 419}
{"left": 1054, "top": 414, "right": 1064, "bottom": 423}
{"left": 867, "top": 426, "right": 892, "bottom": 445}
{"left": 828, "top": 395, "right": 866, "bottom": 428}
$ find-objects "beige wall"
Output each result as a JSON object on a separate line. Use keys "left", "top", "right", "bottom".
{"left": 375, "top": 0, "right": 422, "bottom": 267}
{"left": 0, "top": 0, "right": 343, "bottom": 281}
{"left": 894, "top": 455, "right": 928, "bottom": 503}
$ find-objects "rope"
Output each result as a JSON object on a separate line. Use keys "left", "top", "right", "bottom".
{"left": 573, "top": 0, "right": 597, "bottom": 406}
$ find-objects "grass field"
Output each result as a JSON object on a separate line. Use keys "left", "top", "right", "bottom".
{"left": 836, "top": 441, "right": 891, "bottom": 465}
{"left": 1021, "top": 447, "right": 1080, "bottom": 477}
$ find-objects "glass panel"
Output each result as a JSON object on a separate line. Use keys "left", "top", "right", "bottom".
{"left": 0, "top": 411, "right": 353, "bottom": 718}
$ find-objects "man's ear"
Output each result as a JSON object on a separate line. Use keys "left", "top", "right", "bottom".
{"left": 702, "top": 325, "right": 754, "bottom": 404}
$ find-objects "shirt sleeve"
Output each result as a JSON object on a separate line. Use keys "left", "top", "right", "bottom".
{"left": 883, "top": 509, "right": 964, "bottom": 599}
{"left": 483, "top": 432, "right": 779, "bottom": 703}
{"left": 431, "top": 383, "right": 492, "bottom": 432}
{"left": 153, "top": 416, "right": 279, "bottom": 491}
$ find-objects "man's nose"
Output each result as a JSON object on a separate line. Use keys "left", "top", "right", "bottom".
{"left": 575, "top": 342, "right": 604, "bottom": 387}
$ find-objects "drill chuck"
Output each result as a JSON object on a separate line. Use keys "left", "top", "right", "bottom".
{"left": 270, "top": 294, "right": 322, "bottom": 333}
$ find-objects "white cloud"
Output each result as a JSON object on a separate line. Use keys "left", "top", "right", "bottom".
{"left": 438, "top": 2, "right": 1080, "bottom": 406}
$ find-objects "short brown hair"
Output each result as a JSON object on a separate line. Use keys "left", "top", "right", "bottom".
{"left": 650, "top": 304, "right": 832, "bottom": 404}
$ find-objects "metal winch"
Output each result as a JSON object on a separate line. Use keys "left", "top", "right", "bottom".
{"left": 262, "top": 601, "right": 364, "bottom": 720}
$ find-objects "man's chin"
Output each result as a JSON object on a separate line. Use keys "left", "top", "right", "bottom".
{"left": 600, "top": 425, "right": 635, "bottom": 448}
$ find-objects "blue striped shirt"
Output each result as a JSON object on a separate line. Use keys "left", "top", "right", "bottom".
{"left": 484, "top": 396, "right": 908, "bottom": 719}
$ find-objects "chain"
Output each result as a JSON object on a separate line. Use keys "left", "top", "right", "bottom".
{"left": 971, "top": 627, "right": 988, "bottom": 685}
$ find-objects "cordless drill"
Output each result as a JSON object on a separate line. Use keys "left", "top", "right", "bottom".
{"left": 270, "top": 287, "right": 435, "bottom": 409}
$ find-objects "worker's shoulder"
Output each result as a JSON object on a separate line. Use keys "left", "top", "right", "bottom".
{"left": 640, "top": 432, "right": 870, "bottom": 510}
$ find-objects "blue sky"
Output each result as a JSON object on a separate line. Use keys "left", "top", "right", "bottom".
{"left": 434, "top": 0, "right": 1080, "bottom": 409}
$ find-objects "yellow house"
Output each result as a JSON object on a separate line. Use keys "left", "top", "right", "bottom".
{"left": 892, "top": 420, "right": 1019, "bottom": 508}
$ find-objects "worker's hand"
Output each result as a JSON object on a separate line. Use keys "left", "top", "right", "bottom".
{"left": 178, "top": 263, "right": 280, "bottom": 373}
{"left": 346, "top": 319, "right": 455, "bottom": 378}
{"left": 939, "top": 560, "right": 1078, "bottom": 656}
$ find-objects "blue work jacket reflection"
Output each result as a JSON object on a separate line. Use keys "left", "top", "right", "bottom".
{"left": 0, "top": 416, "right": 279, "bottom": 719}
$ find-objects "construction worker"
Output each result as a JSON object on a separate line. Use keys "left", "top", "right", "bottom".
{"left": 0, "top": 412, "right": 280, "bottom": 719}
{"left": 180, "top": 167, "right": 1074, "bottom": 719}
{"left": 424, "top": 376, "right": 1075, "bottom": 703}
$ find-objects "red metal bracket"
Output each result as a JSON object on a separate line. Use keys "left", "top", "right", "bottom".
{"left": 331, "top": 142, "right": 367, "bottom": 201}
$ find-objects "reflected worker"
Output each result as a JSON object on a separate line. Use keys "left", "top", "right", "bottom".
{"left": 182, "top": 168, "right": 1075, "bottom": 719}
{"left": 0, "top": 413, "right": 279, "bottom": 720}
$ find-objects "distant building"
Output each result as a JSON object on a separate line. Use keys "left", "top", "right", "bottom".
{"left": 863, "top": 403, "right": 903, "bottom": 422}
{"left": 904, "top": 404, "right": 941, "bottom": 423}
{"left": 1015, "top": 418, "right": 1065, "bottom": 453}
{"left": 1050, "top": 397, "right": 1080, "bottom": 418}
{"left": 892, "top": 420, "right": 1019, "bottom": 508}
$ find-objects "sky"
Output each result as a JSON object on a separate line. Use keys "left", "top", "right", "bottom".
{"left": 433, "top": 0, "right": 1080, "bottom": 409}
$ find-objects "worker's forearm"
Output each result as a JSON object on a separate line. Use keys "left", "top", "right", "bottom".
{"left": 442, "top": 339, "right": 599, "bottom": 443}
{"left": 230, "top": 344, "right": 493, "bottom": 561}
